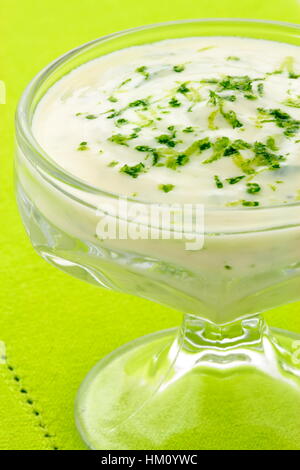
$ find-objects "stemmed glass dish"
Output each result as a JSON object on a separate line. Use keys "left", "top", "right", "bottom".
{"left": 16, "top": 19, "right": 300, "bottom": 450}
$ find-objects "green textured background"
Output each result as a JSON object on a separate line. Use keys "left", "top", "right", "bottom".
{"left": 1, "top": 0, "right": 300, "bottom": 450}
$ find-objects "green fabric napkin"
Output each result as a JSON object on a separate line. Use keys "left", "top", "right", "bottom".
{"left": 1, "top": 0, "right": 300, "bottom": 450}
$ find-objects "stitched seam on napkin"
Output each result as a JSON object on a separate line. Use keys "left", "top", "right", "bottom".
{"left": 5, "top": 361, "right": 60, "bottom": 450}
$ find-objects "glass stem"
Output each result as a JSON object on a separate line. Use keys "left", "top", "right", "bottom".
{"left": 181, "top": 314, "right": 269, "bottom": 351}
{"left": 162, "top": 314, "right": 272, "bottom": 380}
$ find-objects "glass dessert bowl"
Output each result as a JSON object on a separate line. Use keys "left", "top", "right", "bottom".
{"left": 15, "top": 19, "right": 300, "bottom": 450}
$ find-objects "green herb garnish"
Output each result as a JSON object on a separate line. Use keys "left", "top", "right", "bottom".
{"left": 177, "top": 83, "right": 190, "bottom": 94}
{"left": 77, "top": 141, "right": 89, "bottom": 151}
{"left": 108, "top": 96, "right": 118, "bottom": 103}
{"left": 173, "top": 65, "right": 185, "bottom": 73}
{"left": 135, "top": 145, "right": 154, "bottom": 152}
{"left": 266, "top": 136, "right": 278, "bottom": 151}
{"left": 203, "top": 137, "right": 230, "bottom": 164}
{"left": 214, "top": 175, "right": 224, "bottom": 188}
{"left": 108, "top": 133, "right": 138, "bottom": 146}
{"left": 120, "top": 162, "right": 145, "bottom": 178}
{"left": 169, "top": 97, "right": 181, "bottom": 107}
{"left": 118, "top": 78, "right": 132, "bottom": 88}
{"left": 242, "top": 200, "right": 260, "bottom": 207}
{"left": 129, "top": 98, "right": 149, "bottom": 108}
{"left": 86, "top": 114, "right": 98, "bottom": 120}
{"left": 183, "top": 126, "right": 194, "bottom": 133}
{"left": 221, "top": 108, "right": 243, "bottom": 129}
{"left": 247, "top": 183, "right": 261, "bottom": 194}
{"left": 282, "top": 97, "right": 300, "bottom": 108}
{"left": 116, "top": 118, "right": 128, "bottom": 127}
{"left": 226, "top": 176, "right": 246, "bottom": 185}
{"left": 158, "top": 184, "right": 175, "bottom": 192}
{"left": 156, "top": 134, "right": 177, "bottom": 147}
{"left": 258, "top": 107, "right": 300, "bottom": 137}
{"left": 136, "top": 66, "right": 150, "bottom": 79}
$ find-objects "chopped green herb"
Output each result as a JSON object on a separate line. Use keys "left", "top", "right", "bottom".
{"left": 198, "top": 46, "right": 216, "bottom": 52}
{"left": 120, "top": 162, "right": 145, "bottom": 178}
{"left": 108, "top": 161, "right": 119, "bottom": 167}
{"left": 208, "top": 90, "right": 219, "bottom": 106}
{"left": 213, "top": 75, "right": 265, "bottom": 100}
{"left": 258, "top": 108, "right": 300, "bottom": 137}
{"left": 232, "top": 154, "right": 256, "bottom": 175}
{"left": 173, "top": 65, "right": 185, "bottom": 73}
{"left": 77, "top": 141, "right": 89, "bottom": 151}
{"left": 242, "top": 200, "right": 260, "bottom": 207}
{"left": 169, "top": 97, "right": 181, "bottom": 107}
{"left": 228, "top": 199, "right": 259, "bottom": 207}
{"left": 226, "top": 176, "right": 246, "bottom": 185}
{"left": 257, "top": 83, "right": 264, "bottom": 97}
{"left": 208, "top": 90, "right": 242, "bottom": 128}
{"left": 247, "top": 183, "right": 261, "bottom": 194}
{"left": 221, "top": 108, "right": 243, "bottom": 129}
{"left": 158, "top": 184, "right": 175, "bottom": 193}
{"left": 156, "top": 134, "right": 177, "bottom": 147}
{"left": 214, "top": 175, "right": 224, "bottom": 188}
{"left": 244, "top": 94, "right": 257, "bottom": 101}
{"left": 86, "top": 114, "right": 98, "bottom": 120}
{"left": 108, "top": 96, "right": 118, "bottom": 103}
{"left": 218, "top": 75, "right": 253, "bottom": 93}
{"left": 226, "top": 56, "right": 240, "bottom": 61}
{"left": 108, "top": 133, "right": 138, "bottom": 146}
{"left": 177, "top": 83, "right": 190, "bottom": 94}
{"left": 203, "top": 137, "right": 230, "bottom": 164}
{"left": 135, "top": 145, "right": 154, "bottom": 152}
{"left": 179, "top": 138, "right": 211, "bottom": 159}
{"left": 152, "top": 151, "right": 160, "bottom": 166}
{"left": 232, "top": 139, "right": 252, "bottom": 150}
{"left": 119, "top": 78, "right": 132, "bottom": 88}
{"left": 107, "top": 110, "right": 121, "bottom": 119}
{"left": 253, "top": 141, "right": 286, "bottom": 170}
{"left": 223, "top": 146, "right": 238, "bottom": 156}
{"left": 116, "top": 118, "right": 128, "bottom": 127}
{"left": 282, "top": 97, "right": 300, "bottom": 108}
{"left": 266, "top": 136, "right": 278, "bottom": 151}
{"left": 176, "top": 154, "right": 189, "bottom": 166}
{"left": 278, "top": 56, "right": 300, "bottom": 79}
{"left": 136, "top": 66, "right": 149, "bottom": 79}
{"left": 208, "top": 109, "right": 219, "bottom": 130}
{"left": 183, "top": 126, "right": 194, "bottom": 133}
{"left": 200, "top": 78, "right": 219, "bottom": 85}
{"left": 129, "top": 99, "right": 149, "bottom": 108}
{"left": 209, "top": 90, "right": 236, "bottom": 105}
{"left": 198, "top": 139, "right": 212, "bottom": 153}
{"left": 166, "top": 152, "right": 190, "bottom": 170}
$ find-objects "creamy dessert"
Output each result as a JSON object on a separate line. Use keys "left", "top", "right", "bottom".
{"left": 16, "top": 36, "right": 300, "bottom": 324}
{"left": 33, "top": 37, "right": 300, "bottom": 207}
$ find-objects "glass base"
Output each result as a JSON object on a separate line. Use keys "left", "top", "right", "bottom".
{"left": 75, "top": 318, "right": 300, "bottom": 450}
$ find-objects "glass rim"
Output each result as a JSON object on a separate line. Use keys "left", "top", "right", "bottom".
{"left": 16, "top": 17, "right": 300, "bottom": 212}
